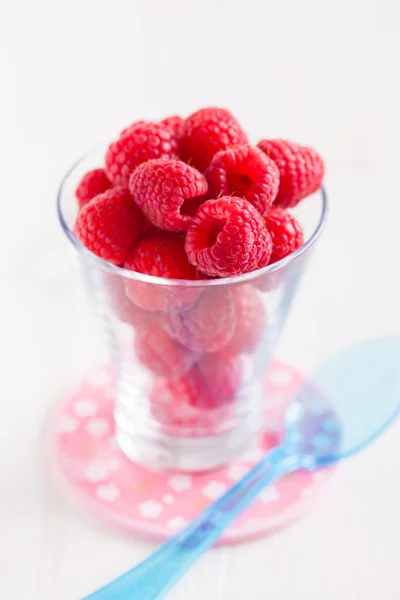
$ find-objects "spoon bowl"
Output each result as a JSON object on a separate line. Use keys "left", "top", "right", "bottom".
{"left": 285, "top": 337, "right": 400, "bottom": 468}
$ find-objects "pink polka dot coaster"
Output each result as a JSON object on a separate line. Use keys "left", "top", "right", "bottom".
{"left": 52, "top": 361, "right": 335, "bottom": 545}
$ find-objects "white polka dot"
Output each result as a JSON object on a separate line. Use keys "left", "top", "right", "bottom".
{"left": 163, "top": 494, "right": 175, "bottom": 505}
{"left": 202, "top": 481, "right": 226, "bottom": 500}
{"left": 86, "top": 418, "right": 110, "bottom": 437}
{"left": 168, "top": 475, "right": 192, "bottom": 492}
{"left": 167, "top": 517, "right": 187, "bottom": 530}
{"left": 73, "top": 398, "right": 97, "bottom": 417}
{"left": 138, "top": 500, "right": 163, "bottom": 519}
{"left": 84, "top": 463, "right": 109, "bottom": 482}
{"left": 58, "top": 416, "right": 79, "bottom": 433}
{"left": 96, "top": 483, "right": 120, "bottom": 502}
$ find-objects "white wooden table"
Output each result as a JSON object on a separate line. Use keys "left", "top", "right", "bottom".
{"left": 2, "top": 1, "right": 400, "bottom": 598}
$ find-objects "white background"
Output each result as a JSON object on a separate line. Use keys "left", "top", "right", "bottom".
{"left": 1, "top": 1, "right": 400, "bottom": 598}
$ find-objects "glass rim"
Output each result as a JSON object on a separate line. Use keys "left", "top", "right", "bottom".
{"left": 57, "top": 150, "right": 328, "bottom": 288}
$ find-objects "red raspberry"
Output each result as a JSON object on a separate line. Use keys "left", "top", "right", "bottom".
{"left": 179, "top": 107, "right": 248, "bottom": 172}
{"left": 102, "top": 272, "right": 157, "bottom": 327}
{"left": 74, "top": 187, "right": 141, "bottom": 264}
{"left": 124, "top": 230, "right": 198, "bottom": 280}
{"left": 257, "top": 139, "right": 324, "bottom": 208}
{"left": 264, "top": 207, "right": 304, "bottom": 263}
{"left": 160, "top": 115, "right": 183, "bottom": 138}
{"left": 121, "top": 116, "right": 183, "bottom": 140}
{"left": 218, "top": 284, "right": 266, "bottom": 357}
{"left": 75, "top": 168, "right": 112, "bottom": 210}
{"left": 134, "top": 320, "right": 197, "bottom": 377}
{"left": 123, "top": 230, "right": 200, "bottom": 312}
{"left": 150, "top": 376, "right": 231, "bottom": 435}
{"left": 185, "top": 196, "right": 272, "bottom": 278}
{"left": 120, "top": 120, "right": 149, "bottom": 138}
{"left": 105, "top": 122, "right": 178, "bottom": 187}
{"left": 103, "top": 272, "right": 137, "bottom": 324}
{"left": 184, "top": 353, "right": 244, "bottom": 410}
{"left": 205, "top": 145, "right": 279, "bottom": 215}
{"left": 165, "top": 287, "right": 236, "bottom": 352}
{"left": 129, "top": 159, "right": 208, "bottom": 232}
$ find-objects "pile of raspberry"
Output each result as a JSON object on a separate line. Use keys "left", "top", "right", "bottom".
{"left": 75, "top": 107, "right": 324, "bottom": 276}
{"left": 74, "top": 107, "right": 324, "bottom": 433}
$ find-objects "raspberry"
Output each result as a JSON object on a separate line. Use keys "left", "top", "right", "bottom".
{"left": 121, "top": 116, "right": 183, "bottom": 140}
{"left": 120, "top": 120, "right": 149, "bottom": 138}
{"left": 264, "top": 207, "right": 304, "bottom": 263}
{"left": 165, "top": 288, "right": 236, "bottom": 352}
{"left": 124, "top": 230, "right": 198, "bottom": 280}
{"left": 160, "top": 115, "right": 183, "bottom": 138}
{"left": 103, "top": 272, "right": 137, "bottom": 324}
{"left": 185, "top": 196, "right": 272, "bottom": 277}
{"left": 123, "top": 230, "right": 200, "bottom": 312}
{"left": 179, "top": 107, "right": 248, "bottom": 172}
{"left": 129, "top": 159, "right": 208, "bottom": 232}
{"left": 102, "top": 272, "right": 157, "bottom": 327}
{"left": 218, "top": 284, "right": 266, "bottom": 357}
{"left": 257, "top": 139, "right": 324, "bottom": 208}
{"left": 185, "top": 353, "right": 244, "bottom": 410}
{"left": 74, "top": 187, "right": 141, "bottom": 264}
{"left": 205, "top": 145, "right": 279, "bottom": 215}
{"left": 75, "top": 168, "right": 112, "bottom": 210}
{"left": 105, "top": 122, "right": 178, "bottom": 187}
{"left": 150, "top": 376, "right": 231, "bottom": 436}
{"left": 134, "top": 320, "right": 197, "bottom": 377}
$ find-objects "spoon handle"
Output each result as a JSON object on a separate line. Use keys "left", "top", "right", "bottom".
{"left": 84, "top": 446, "right": 293, "bottom": 600}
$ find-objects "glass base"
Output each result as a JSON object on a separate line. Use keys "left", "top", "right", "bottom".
{"left": 114, "top": 409, "right": 262, "bottom": 472}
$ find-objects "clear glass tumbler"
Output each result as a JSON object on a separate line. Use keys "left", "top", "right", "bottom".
{"left": 57, "top": 147, "right": 327, "bottom": 472}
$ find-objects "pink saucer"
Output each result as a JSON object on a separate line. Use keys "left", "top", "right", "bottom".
{"left": 52, "top": 361, "right": 335, "bottom": 545}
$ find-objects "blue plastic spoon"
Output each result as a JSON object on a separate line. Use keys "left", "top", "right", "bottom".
{"left": 84, "top": 337, "right": 400, "bottom": 600}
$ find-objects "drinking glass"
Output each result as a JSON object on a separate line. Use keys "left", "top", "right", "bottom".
{"left": 57, "top": 147, "right": 327, "bottom": 471}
